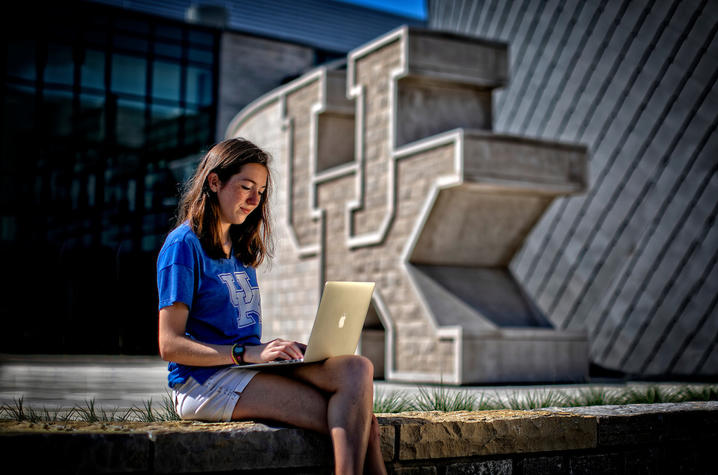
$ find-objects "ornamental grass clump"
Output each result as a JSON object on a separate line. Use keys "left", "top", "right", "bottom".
{"left": 677, "top": 385, "right": 718, "bottom": 402}
{"left": 501, "top": 390, "right": 567, "bottom": 410}
{"left": 621, "top": 385, "right": 677, "bottom": 404}
{"left": 0, "top": 393, "right": 180, "bottom": 423}
{"left": 127, "top": 394, "right": 181, "bottom": 422}
{"left": 1, "top": 397, "right": 45, "bottom": 423}
{"left": 413, "top": 385, "right": 478, "bottom": 412}
{"left": 75, "top": 399, "right": 134, "bottom": 423}
{"left": 373, "top": 389, "right": 415, "bottom": 413}
{"left": 564, "top": 386, "right": 625, "bottom": 407}
{"left": 159, "top": 393, "right": 182, "bottom": 421}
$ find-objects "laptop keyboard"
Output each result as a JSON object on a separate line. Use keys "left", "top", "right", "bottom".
{"left": 273, "top": 358, "right": 304, "bottom": 364}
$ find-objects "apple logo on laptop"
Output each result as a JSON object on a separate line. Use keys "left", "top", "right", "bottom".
{"left": 338, "top": 313, "right": 347, "bottom": 328}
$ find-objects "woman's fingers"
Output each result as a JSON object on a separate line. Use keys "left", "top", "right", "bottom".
{"left": 262, "top": 339, "right": 304, "bottom": 361}
{"left": 277, "top": 340, "right": 304, "bottom": 360}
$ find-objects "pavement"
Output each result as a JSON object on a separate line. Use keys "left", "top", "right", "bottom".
{"left": 0, "top": 354, "right": 172, "bottom": 414}
{"left": 1, "top": 354, "right": 714, "bottom": 417}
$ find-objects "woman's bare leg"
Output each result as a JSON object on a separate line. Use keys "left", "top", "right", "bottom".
{"left": 364, "top": 414, "right": 386, "bottom": 474}
{"left": 287, "top": 355, "right": 382, "bottom": 475}
{"left": 232, "top": 355, "right": 386, "bottom": 475}
{"left": 231, "top": 372, "right": 329, "bottom": 433}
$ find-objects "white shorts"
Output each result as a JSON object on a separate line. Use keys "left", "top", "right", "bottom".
{"left": 172, "top": 367, "right": 259, "bottom": 421}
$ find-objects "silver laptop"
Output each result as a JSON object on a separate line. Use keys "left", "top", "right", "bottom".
{"left": 236, "top": 281, "right": 375, "bottom": 369}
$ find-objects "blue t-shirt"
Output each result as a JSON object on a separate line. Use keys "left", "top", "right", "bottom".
{"left": 156, "top": 223, "right": 262, "bottom": 387}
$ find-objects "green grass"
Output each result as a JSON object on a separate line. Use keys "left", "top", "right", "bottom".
{"left": 621, "top": 385, "right": 676, "bottom": 404}
{"left": 677, "top": 385, "right": 718, "bottom": 402}
{"left": 158, "top": 394, "right": 182, "bottom": 421}
{"left": 0, "top": 393, "right": 179, "bottom": 423}
{"left": 1, "top": 397, "right": 62, "bottom": 423}
{"left": 473, "top": 393, "right": 500, "bottom": 411}
{"left": 371, "top": 383, "right": 718, "bottom": 414}
{"left": 563, "top": 387, "right": 625, "bottom": 407}
{"left": 373, "top": 389, "right": 415, "bottom": 413}
{"left": 3, "top": 384, "right": 717, "bottom": 421}
{"left": 500, "top": 390, "right": 567, "bottom": 410}
{"left": 74, "top": 399, "right": 135, "bottom": 423}
{"left": 413, "top": 385, "right": 478, "bottom": 412}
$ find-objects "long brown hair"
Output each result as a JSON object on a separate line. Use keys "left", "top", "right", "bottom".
{"left": 176, "top": 138, "right": 272, "bottom": 266}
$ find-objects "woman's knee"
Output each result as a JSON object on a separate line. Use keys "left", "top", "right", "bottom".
{"left": 345, "top": 355, "right": 375, "bottom": 382}
{"left": 331, "top": 355, "right": 374, "bottom": 389}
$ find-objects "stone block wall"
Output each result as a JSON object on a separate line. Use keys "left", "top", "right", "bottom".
{"left": 226, "top": 27, "right": 590, "bottom": 384}
{"left": 3, "top": 402, "right": 716, "bottom": 474}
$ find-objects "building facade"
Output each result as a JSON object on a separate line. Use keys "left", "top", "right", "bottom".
{"left": 428, "top": 0, "right": 718, "bottom": 378}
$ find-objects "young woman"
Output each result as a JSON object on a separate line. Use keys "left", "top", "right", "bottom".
{"left": 156, "top": 138, "right": 386, "bottom": 474}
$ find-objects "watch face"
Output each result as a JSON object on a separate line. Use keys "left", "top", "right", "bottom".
{"left": 233, "top": 344, "right": 244, "bottom": 361}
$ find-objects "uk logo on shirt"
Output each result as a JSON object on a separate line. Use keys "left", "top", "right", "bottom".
{"left": 218, "top": 271, "right": 261, "bottom": 328}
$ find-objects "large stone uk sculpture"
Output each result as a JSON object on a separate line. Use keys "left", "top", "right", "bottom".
{"left": 226, "top": 27, "right": 589, "bottom": 384}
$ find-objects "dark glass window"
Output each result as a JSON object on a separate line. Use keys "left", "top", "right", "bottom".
{"left": 152, "top": 61, "right": 181, "bottom": 102}
{"left": 155, "top": 24, "right": 182, "bottom": 41}
{"left": 1, "top": 3, "right": 219, "bottom": 355}
{"left": 114, "top": 34, "right": 149, "bottom": 53}
{"left": 44, "top": 43, "right": 75, "bottom": 86}
{"left": 81, "top": 49, "right": 106, "bottom": 91}
{"left": 186, "top": 66, "right": 212, "bottom": 106}
{"left": 111, "top": 54, "right": 147, "bottom": 96}
{"left": 188, "top": 30, "right": 213, "bottom": 46}
{"left": 154, "top": 41, "right": 182, "bottom": 59}
{"left": 6, "top": 39, "right": 36, "bottom": 81}
{"left": 84, "top": 29, "right": 108, "bottom": 47}
{"left": 41, "top": 89, "right": 74, "bottom": 137}
{"left": 115, "top": 16, "right": 149, "bottom": 34}
{"left": 79, "top": 93, "right": 106, "bottom": 142}
{"left": 188, "top": 47, "right": 213, "bottom": 65}
{"left": 115, "top": 98, "right": 146, "bottom": 148}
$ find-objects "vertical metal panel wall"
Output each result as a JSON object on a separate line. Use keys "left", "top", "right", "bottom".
{"left": 429, "top": 0, "right": 718, "bottom": 377}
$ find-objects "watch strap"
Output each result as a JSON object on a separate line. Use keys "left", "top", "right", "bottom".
{"left": 231, "top": 343, "right": 245, "bottom": 365}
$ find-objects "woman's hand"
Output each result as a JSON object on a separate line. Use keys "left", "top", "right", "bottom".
{"left": 245, "top": 339, "right": 306, "bottom": 363}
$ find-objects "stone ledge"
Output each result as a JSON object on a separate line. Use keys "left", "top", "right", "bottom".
{"left": 387, "top": 410, "right": 596, "bottom": 460}
{"left": 544, "top": 401, "right": 718, "bottom": 447}
{"left": 1, "top": 402, "right": 716, "bottom": 473}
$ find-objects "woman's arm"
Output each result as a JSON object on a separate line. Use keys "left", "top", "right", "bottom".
{"left": 158, "top": 302, "right": 305, "bottom": 365}
{"left": 158, "top": 302, "right": 234, "bottom": 366}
